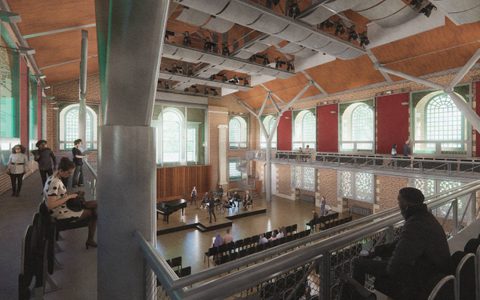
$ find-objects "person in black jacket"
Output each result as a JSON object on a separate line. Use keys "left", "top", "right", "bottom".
{"left": 350, "top": 187, "right": 451, "bottom": 300}
{"left": 32, "top": 140, "right": 57, "bottom": 190}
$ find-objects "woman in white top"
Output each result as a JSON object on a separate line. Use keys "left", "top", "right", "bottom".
{"left": 7, "top": 144, "right": 28, "bottom": 197}
{"left": 44, "top": 157, "right": 98, "bottom": 249}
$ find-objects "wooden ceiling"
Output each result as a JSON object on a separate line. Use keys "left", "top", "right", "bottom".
{"left": 7, "top": 0, "right": 480, "bottom": 107}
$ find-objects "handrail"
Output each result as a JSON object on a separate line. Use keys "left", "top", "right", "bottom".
{"left": 83, "top": 159, "right": 97, "bottom": 179}
{"left": 141, "top": 179, "right": 480, "bottom": 299}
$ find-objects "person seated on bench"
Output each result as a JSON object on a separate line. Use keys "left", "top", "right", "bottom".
{"left": 233, "top": 192, "right": 241, "bottom": 206}
{"left": 346, "top": 187, "right": 451, "bottom": 299}
{"left": 44, "top": 157, "right": 98, "bottom": 249}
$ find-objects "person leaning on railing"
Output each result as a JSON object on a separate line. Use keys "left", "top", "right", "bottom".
{"left": 344, "top": 187, "right": 451, "bottom": 300}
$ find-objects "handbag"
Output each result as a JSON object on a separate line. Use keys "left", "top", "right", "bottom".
{"left": 66, "top": 191, "right": 85, "bottom": 212}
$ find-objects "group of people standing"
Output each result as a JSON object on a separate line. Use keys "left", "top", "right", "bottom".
{"left": 5, "top": 138, "right": 97, "bottom": 248}
{"left": 190, "top": 185, "right": 253, "bottom": 224}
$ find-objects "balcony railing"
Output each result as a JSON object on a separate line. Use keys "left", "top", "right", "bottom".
{"left": 138, "top": 179, "right": 480, "bottom": 299}
{"left": 246, "top": 150, "right": 480, "bottom": 179}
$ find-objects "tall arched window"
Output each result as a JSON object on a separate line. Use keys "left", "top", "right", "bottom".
{"left": 162, "top": 108, "right": 184, "bottom": 163}
{"left": 414, "top": 92, "right": 468, "bottom": 155}
{"left": 229, "top": 116, "right": 248, "bottom": 149}
{"left": 59, "top": 104, "right": 97, "bottom": 150}
{"left": 293, "top": 110, "right": 315, "bottom": 149}
{"left": 341, "top": 102, "right": 374, "bottom": 151}
{"left": 260, "top": 115, "right": 277, "bottom": 149}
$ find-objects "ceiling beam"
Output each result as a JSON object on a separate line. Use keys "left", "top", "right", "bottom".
{"left": 366, "top": 49, "right": 392, "bottom": 83}
{"left": 40, "top": 55, "right": 98, "bottom": 70}
{"left": 24, "top": 23, "right": 96, "bottom": 39}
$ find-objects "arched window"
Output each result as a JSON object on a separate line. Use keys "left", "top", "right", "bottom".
{"left": 229, "top": 116, "right": 248, "bottom": 149}
{"left": 414, "top": 92, "right": 468, "bottom": 155}
{"left": 341, "top": 102, "right": 374, "bottom": 151}
{"left": 293, "top": 110, "right": 315, "bottom": 149}
{"left": 260, "top": 115, "right": 277, "bottom": 149}
{"left": 59, "top": 104, "right": 97, "bottom": 150}
{"left": 162, "top": 108, "right": 184, "bottom": 163}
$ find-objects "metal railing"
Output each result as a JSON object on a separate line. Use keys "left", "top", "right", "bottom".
{"left": 247, "top": 150, "right": 480, "bottom": 179}
{"left": 83, "top": 156, "right": 97, "bottom": 199}
{"left": 138, "top": 179, "right": 480, "bottom": 299}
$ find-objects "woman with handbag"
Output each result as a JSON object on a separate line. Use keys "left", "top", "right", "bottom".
{"left": 7, "top": 144, "right": 28, "bottom": 197}
{"left": 43, "top": 157, "right": 98, "bottom": 249}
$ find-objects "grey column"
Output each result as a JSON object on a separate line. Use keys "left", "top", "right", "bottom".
{"left": 78, "top": 29, "right": 88, "bottom": 143}
{"left": 95, "top": 0, "right": 170, "bottom": 299}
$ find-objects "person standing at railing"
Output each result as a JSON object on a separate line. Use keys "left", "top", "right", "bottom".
{"left": 320, "top": 196, "right": 326, "bottom": 216}
{"left": 346, "top": 187, "right": 451, "bottom": 300}
{"left": 32, "top": 140, "right": 56, "bottom": 191}
{"left": 7, "top": 144, "right": 28, "bottom": 197}
{"left": 72, "top": 139, "right": 86, "bottom": 188}
{"left": 403, "top": 139, "right": 411, "bottom": 157}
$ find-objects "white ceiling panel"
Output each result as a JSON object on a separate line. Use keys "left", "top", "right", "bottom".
{"left": 319, "top": 42, "right": 349, "bottom": 55}
{"left": 298, "top": 34, "right": 330, "bottom": 50}
{"left": 299, "top": 6, "right": 334, "bottom": 25}
{"left": 250, "top": 14, "right": 289, "bottom": 34}
{"left": 353, "top": 0, "right": 384, "bottom": 12}
{"left": 259, "top": 35, "right": 284, "bottom": 46}
{"left": 294, "top": 47, "right": 318, "bottom": 58}
{"left": 278, "top": 42, "right": 304, "bottom": 54}
{"left": 218, "top": 1, "right": 263, "bottom": 25}
{"left": 336, "top": 47, "right": 364, "bottom": 60}
{"left": 244, "top": 42, "right": 270, "bottom": 53}
{"left": 201, "top": 53, "right": 226, "bottom": 65}
{"left": 202, "top": 17, "right": 235, "bottom": 33}
{"left": 173, "top": 0, "right": 230, "bottom": 15}
{"left": 374, "top": 5, "right": 417, "bottom": 28}
{"left": 276, "top": 23, "right": 311, "bottom": 43}
{"left": 233, "top": 50, "right": 254, "bottom": 60}
{"left": 176, "top": 8, "right": 210, "bottom": 26}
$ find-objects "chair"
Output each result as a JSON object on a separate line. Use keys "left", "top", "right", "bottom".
{"left": 175, "top": 266, "right": 191, "bottom": 278}
{"left": 464, "top": 238, "right": 480, "bottom": 254}
{"left": 427, "top": 275, "right": 455, "bottom": 300}
{"left": 170, "top": 256, "right": 182, "bottom": 272}
{"left": 455, "top": 253, "right": 475, "bottom": 300}
{"left": 204, "top": 247, "right": 218, "bottom": 267}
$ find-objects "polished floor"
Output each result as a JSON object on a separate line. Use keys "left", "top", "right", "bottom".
{"left": 156, "top": 196, "right": 318, "bottom": 274}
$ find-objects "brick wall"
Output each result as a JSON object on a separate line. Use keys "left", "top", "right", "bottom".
{"left": 376, "top": 175, "right": 409, "bottom": 212}
{"left": 274, "top": 164, "right": 294, "bottom": 199}
{"left": 316, "top": 168, "right": 338, "bottom": 210}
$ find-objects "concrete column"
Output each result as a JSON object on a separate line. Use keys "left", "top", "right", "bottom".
{"left": 78, "top": 30, "right": 88, "bottom": 143}
{"left": 218, "top": 124, "right": 228, "bottom": 185}
{"left": 95, "top": 0, "right": 170, "bottom": 299}
{"left": 265, "top": 143, "right": 272, "bottom": 201}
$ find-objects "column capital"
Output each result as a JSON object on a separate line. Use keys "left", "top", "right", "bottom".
{"left": 217, "top": 124, "right": 228, "bottom": 129}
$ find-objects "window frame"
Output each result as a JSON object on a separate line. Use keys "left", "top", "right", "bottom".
{"left": 412, "top": 90, "right": 470, "bottom": 157}
{"left": 292, "top": 109, "right": 316, "bottom": 150}
{"left": 339, "top": 100, "right": 375, "bottom": 153}
{"left": 58, "top": 103, "right": 98, "bottom": 150}
{"left": 228, "top": 115, "right": 248, "bottom": 150}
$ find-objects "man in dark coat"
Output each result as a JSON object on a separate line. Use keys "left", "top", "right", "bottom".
{"left": 350, "top": 187, "right": 451, "bottom": 299}
{"left": 32, "top": 140, "right": 57, "bottom": 190}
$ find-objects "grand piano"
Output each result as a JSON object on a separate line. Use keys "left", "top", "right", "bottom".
{"left": 157, "top": 199, "right": 187, "bottom": 223}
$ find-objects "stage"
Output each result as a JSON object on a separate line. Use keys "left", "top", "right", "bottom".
{"left": 156, "top": 200, "right": 267, "bottom": 235}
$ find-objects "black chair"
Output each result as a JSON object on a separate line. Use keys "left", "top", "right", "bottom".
{"left": 175, "top": 266, "right": 191, "bottom": 278}
{"left": 169, "top": 256, "right": 182, "bottom": 272}
{"left": 455, "top": 252, "right": 475, "bottom": 300}
{"left": 204, "top": 247, "right": 218, "bottom": 267}
{"left": 464, "top": 238, "right": 480, "bottom": 254}
{"left": 427, "top": 275, "right": 455, "bottom": 300}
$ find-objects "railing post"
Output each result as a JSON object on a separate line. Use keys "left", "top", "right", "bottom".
{"left": 452, "top": 199, "right": 458, "bottom": 235}
{"left": 471, "top": 192, "right": 477, "bottom": 223}
{"left": 318, "top": 252, "right": 331, "bottom": 300}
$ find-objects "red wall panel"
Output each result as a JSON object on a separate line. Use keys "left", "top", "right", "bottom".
{"left": 316, "top": 104, "right": 338, "bottom": 152}
{"left": 19, "top": 58, "right": 29, "bottom": 150}
{"left": 37, "top": 85, "right": 42, "bottom": 140}
{"left": 376, "top": 93, "right": 410, "bottom": 154}
{"left": 476, "top": 82, "right": 480, "bottom": 157}
{"left": 277, "top": 110, "right": 292, "bottom": 151}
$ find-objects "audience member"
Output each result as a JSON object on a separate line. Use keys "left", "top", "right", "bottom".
{"left": 258, "top": 234, "right": 268, "bottom": 245}
{"left": 32, "top": 140, "right": 56, "bottom": 190}
{"left": 223, "top": 228, "right": 233, "bottom": 244}
{"left": 276, "top": 227, "right": 285, "bottom": 239}
{"left": 72, "top": 139, "right": 86, "bottom": 188}
{"left": 243, "top": 190, "right": 252, "bottom": 209}
{"left": 269, "top": 229, "right": 279, "bottom": 241}
{"left": 213, "top": 233, "right": 223, "bottom": 247}
{"left": 7, "top": 144, "right": 28, "bottom": 197}
{"left": 44, "top": 157, "right": 98, "bottom": 249}
{"left": 347, "top": 188, "right": 451, "bottom": 299}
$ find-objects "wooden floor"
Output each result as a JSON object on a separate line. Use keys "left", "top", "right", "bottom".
{"left": 156, "top": 196, "right": 319, "bottom": 274}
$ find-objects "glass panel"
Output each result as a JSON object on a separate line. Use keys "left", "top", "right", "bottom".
{"left": 351, "top": 104, "right": 373, "bottom": 142}
{"left": 229, "top": 158, "right": 242, "bottom": 181}
{"left": 187, "top": 107, "right": 205, "bottom": 164}
{"left": 0, "top": 36, "right": 19, "bottom": 166}
{"left": 339, "top": 171, "right": 353, "bottom": 198}
{"left": 355, "top": 172, "right": 374, "bottom": 203}
{"left": 162, "top": 107, "right": 183, "bottom": 163}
